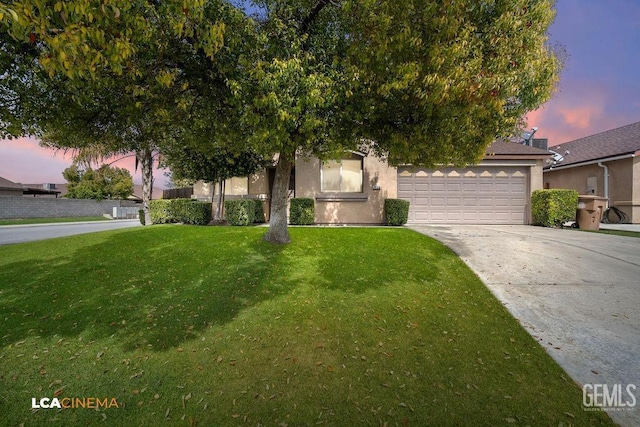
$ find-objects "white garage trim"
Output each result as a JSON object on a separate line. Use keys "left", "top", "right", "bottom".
{"left": 398, "top": 166, "right": 530, "bottom": 224}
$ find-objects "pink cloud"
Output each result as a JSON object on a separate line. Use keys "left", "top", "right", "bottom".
{"left": 525, "top": 80, "right": 634, "bottom": 145}
{"left": 0, "top": 137, "right": 167, "bottom": 187}
{"left": 558, "top": 105, "right": 603, "bottom": 130}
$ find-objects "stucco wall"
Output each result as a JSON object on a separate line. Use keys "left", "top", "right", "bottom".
{"left": 0, "top": 196, "right": 138, "bottom": 219}
{"left": 0, "top": 189, "right": 23, "bottom": 197}
{"left": 295, "top": 153, "right": 397, "bottom": 224}
{"left": 544, "top": 157, "right": 638, "bottom": 223}
{"left": 530, "top": 160, "right": 545, "bottom": 192}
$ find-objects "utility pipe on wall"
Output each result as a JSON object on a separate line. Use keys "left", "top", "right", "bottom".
{"left": 598, "top": 161, "right": 609, "bottom": 208}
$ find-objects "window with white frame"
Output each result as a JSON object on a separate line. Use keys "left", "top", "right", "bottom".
{"left": 321, "top": 154, "right": 363, "bottom": 192}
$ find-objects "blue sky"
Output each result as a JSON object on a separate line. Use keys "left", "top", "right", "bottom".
{"left": 1, "top": 0, "right": 639, "bottom": 186}
{"left": 527, "top": 0, "right": 640, "bottom": 145}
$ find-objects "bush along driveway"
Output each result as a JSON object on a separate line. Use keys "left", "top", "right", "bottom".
{"left": 0, "top": 226, "right": 614, "bottom": 426}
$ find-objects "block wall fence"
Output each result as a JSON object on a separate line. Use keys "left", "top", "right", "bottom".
{"left": 0, "top": 196, "right": 139, "bottom": 219}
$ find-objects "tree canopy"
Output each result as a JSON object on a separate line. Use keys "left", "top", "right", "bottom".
{"left": 2, "top": 0, "right": 561, "bottom": 242}
{"left": 62, "top": 163, "right": 133, "bottom": 200}
{"left": 224, "top": 0, "right": 561, "bottom": 242}
{"left": 1, "top": 0, "right": 231, "bottom": 224}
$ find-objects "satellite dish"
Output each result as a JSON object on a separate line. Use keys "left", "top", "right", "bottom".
{"left": 521, "top": 127, "right": 538, "bottom": 145}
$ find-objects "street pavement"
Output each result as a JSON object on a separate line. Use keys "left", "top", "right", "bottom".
{"left": 0, "top": 219, "right": 141, "bottom": 245}
{"left": 410, "top": 225, "right": 640, "bottom": 427}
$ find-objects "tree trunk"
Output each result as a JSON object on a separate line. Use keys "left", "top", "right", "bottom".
{"left": 214, "top": 180, "right": 225, "bottom": 221}
{"left": 137, "top": 147, "right": 154, "bottom": 226}
{"left": 264, "top": 151, "right": 294, "bottom": 244}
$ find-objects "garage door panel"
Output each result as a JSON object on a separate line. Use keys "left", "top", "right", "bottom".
{"left": 415, "top": 197, "right": 431, "bottom": 206}
{"left": 463, "top": 197, "right": 478, "bottom": 207}
{"left": 398, "top": 166, "right": 529, "bottom": 224}
{"left": 430, "top": 197, "right": 445, "bottom": 206}
{"left": 447, "top": 197, "right": 462, "bottom": 207}
{"left": 445, "top": 212, "right": 462, "bottom": 221}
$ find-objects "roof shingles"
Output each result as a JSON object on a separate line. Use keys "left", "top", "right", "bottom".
{"left": 548, "top": 121, "right": 640, "bottom": 167}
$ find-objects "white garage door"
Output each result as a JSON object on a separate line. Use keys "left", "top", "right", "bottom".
{"left": 397, "top": 166, "right": 529, "bottom": 224}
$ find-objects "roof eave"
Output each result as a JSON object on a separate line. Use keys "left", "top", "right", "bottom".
{"left": 544, "top": 152, "right": 637, "bottom": 171}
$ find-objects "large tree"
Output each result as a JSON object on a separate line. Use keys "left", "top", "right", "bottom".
{"left": 222, "top": 0, "right": 561, "bottom": 243}
{"left": 0, "top": 0, "right": 229, "bottom": 224}
{"left": 3, "top": 1, "right": 561, "bottom": 242}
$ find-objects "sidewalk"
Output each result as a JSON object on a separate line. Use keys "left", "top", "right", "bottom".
{"left": 600, "top": 223, "right": 640, "bottom": 232}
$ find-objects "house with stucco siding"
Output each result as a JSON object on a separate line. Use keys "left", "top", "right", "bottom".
{"left": 191, "top": 140, "right": 550, "bottom": 225}
{"left": 544, "top": 121, "right": 640, "bottom": 224}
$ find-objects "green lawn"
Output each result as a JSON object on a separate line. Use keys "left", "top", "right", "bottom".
{"left": 0, "top": 216, "right": 110, "bottom": 226}
{"left": 0, "top": 226, "right": 612, "bottom": 426}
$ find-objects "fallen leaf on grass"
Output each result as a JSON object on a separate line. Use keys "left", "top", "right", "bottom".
{"left": 130, "top": 370, "right": 144, "bottom": 379}
{"left": 182, "top": 392, "right": 192, "bottom": 408}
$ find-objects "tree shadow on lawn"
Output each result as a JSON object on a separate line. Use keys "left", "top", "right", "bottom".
{"left": 0, "top": 227, "right": 441, "bottom": 352}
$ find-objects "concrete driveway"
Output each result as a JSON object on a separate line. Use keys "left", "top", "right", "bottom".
{"left": 410, "top": 225, "right": 640, "bottom": 426}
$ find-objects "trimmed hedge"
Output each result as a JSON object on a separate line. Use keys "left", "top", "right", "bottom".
{"left": 384, "top": 199, "right": 410, "bottom": 226}
{"left": 149, "top": 199, "right": 211, "bottom": 225}
{"left": 253, "top": 199, "right": 266, "bottom": 223}
{"left": 138, "top": 209, "right": 145, "bottom": 226}
{"left": 289, "top": 198, "right": 315, "bottom": 225}
{"left": 149, "top": 199, "right": 172, "bottom": 224}
{"left": 182, "top": 201, "right": 212, "bottom": 225}
{"left": 224, "top": 199, "right": 255, "bottom": 226}
{"left": 531, "top": 189, "right": 579, "bottom": 227}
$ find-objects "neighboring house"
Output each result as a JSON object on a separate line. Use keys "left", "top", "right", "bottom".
{"left": 192, "top": 140, "right": 551, "bottom": 225}
{"left": 22, "top": 183, "right": 64, "bottom": 197}
{"left": 544, "top": 121, "right": 640, "bottom": 224}
{"left": 0, "top": 176, "right": 24, "bottom": 196}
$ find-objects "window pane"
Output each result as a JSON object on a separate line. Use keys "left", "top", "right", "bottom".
{"left": 225, "top": 176, "right": 249, "bottom": 195}
{"left": 322, "top": 160, "right": 341, "bottom": 192}
{"left": 342, "top": 159, "right": 362, "bottom": 192}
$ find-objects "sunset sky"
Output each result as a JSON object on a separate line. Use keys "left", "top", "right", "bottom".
{"left": 1, "top": 0, "right": 639, "bottom": 187}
